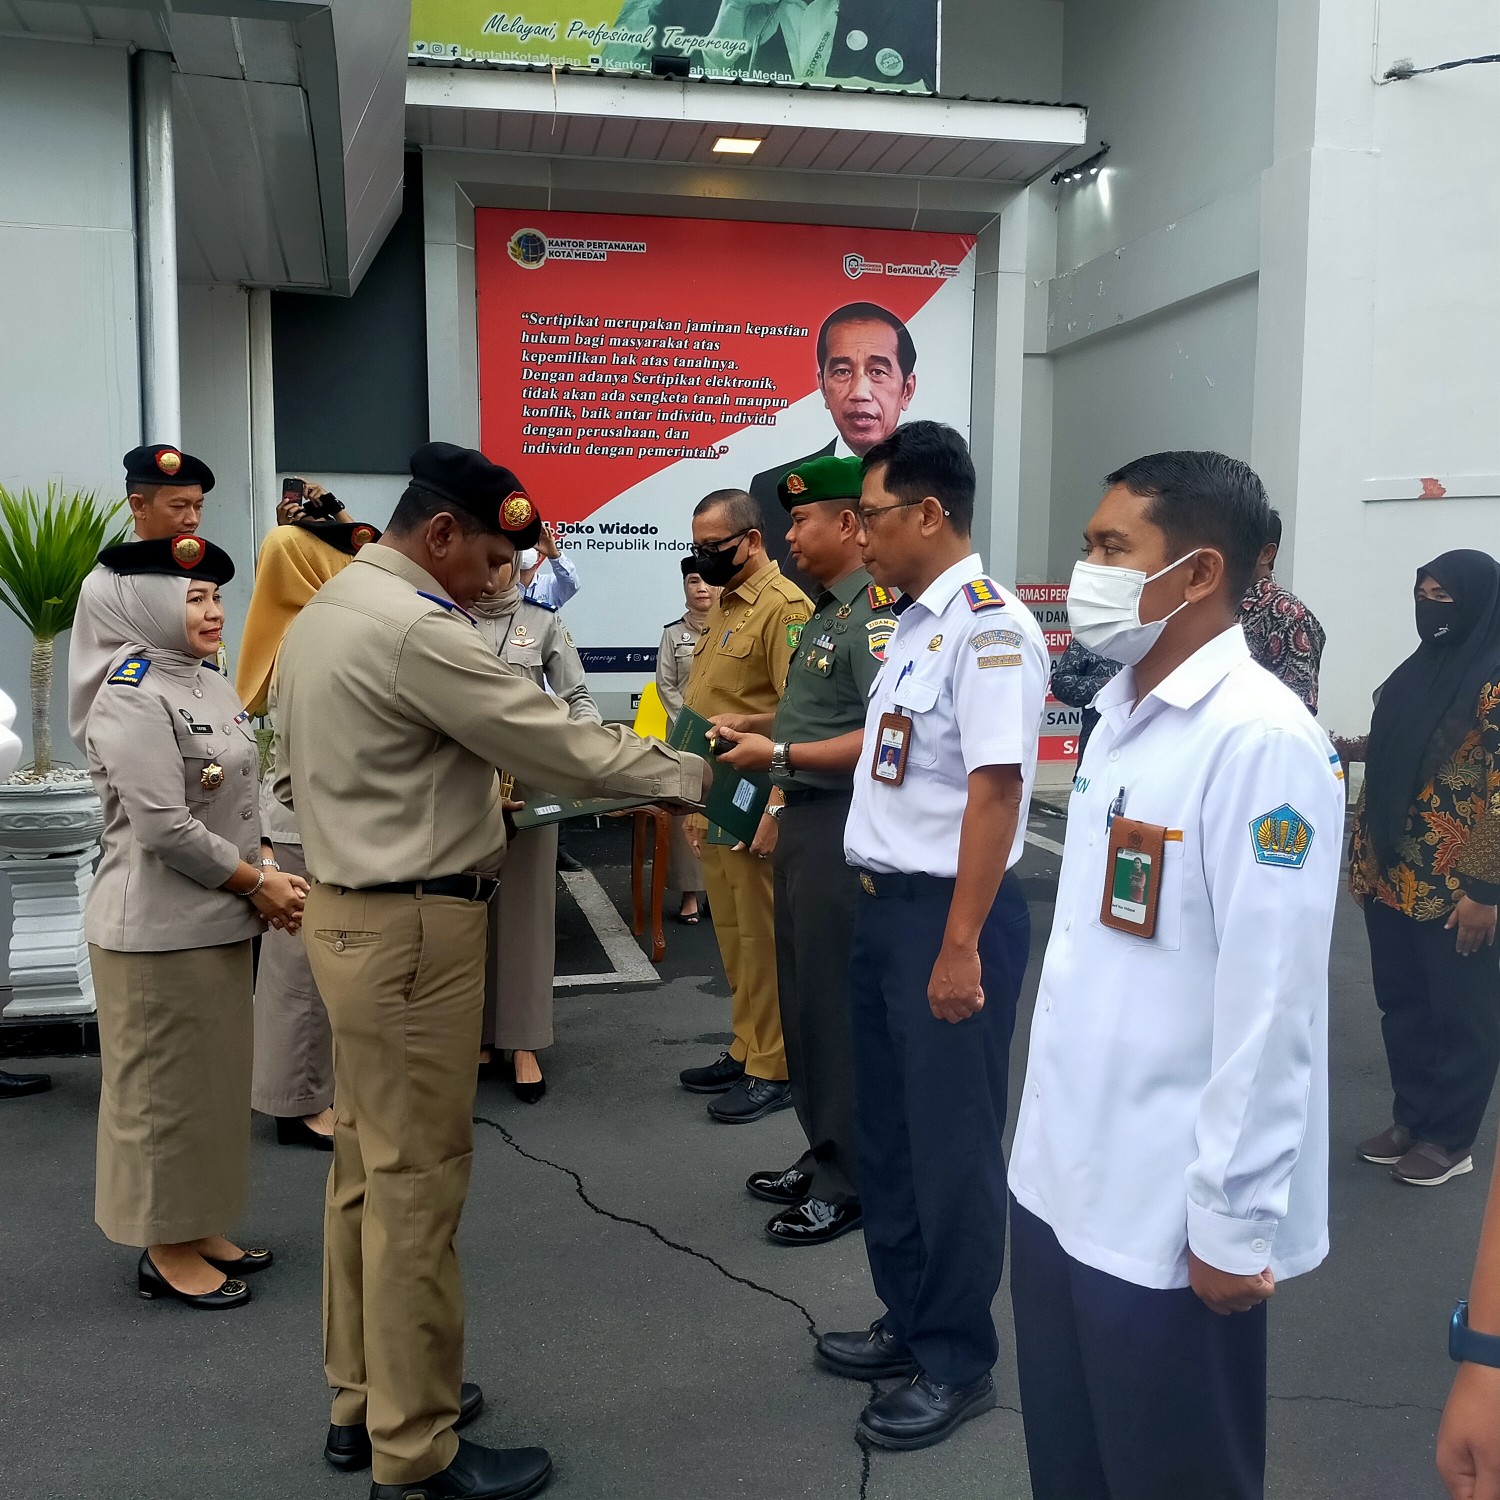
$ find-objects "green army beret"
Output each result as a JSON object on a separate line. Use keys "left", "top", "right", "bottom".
{"left": 777, "top": 455, "right": 866, "bottom": 512}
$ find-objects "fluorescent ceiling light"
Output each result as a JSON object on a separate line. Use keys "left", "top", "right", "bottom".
{"left": 712, "top": 136, "right": 763, "bottom": 155}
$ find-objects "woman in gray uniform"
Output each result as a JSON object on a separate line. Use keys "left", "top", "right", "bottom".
{"left": 656, "top": 558, "right": 717, "bottom": 921}
{"left": 472, "top": 558, "right": 600, "bottom": 1101}
{"left": 83, "top": 535, "right": 307, "bottom": 1308}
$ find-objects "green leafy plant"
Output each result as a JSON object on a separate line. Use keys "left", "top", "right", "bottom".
{"left": 0, "top": 484, "right": 128, "bottom": 777}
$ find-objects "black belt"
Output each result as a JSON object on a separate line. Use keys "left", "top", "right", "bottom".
{"left": 356, "top": 874, "right": 499, "bottom": 903}
{"left": 853, "top": 868, "right": 956, "bottom": 900}
{"left": 779, "top": 786, "right": 853, "bottom": 807}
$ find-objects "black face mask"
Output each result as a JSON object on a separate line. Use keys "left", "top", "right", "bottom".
{"left": 690, "top": 531, "right": 748, "bottom": 588}
{"left": 1416, "top": 597, "right": 1461, "bottom": 646}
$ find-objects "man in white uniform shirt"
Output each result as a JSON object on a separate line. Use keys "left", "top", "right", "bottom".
{"left": 1008, "top": 451, "right": 1345, "bottom": 1500}
{"left": 813, "top": 421, "right": 1048, "bottom": 1451}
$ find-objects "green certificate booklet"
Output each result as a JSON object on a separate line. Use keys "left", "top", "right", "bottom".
{"left": 666, "top": 707, "right": 773, "bottom": 845}
{"left": 511, "top": 794, "right": 656, "bottom": 829}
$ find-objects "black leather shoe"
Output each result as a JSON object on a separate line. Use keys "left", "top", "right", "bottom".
{"left": 368, "top": 1437, "right": 552, "bottom": 1499}
{"left": 766, "top": 1198, "right": 862, "bottom": 1246}
{"left": 136, "top": 1251, "right": 250, "bottom": 1311}
{"left": 816, "top": 1320, "right": 919, "bottom": 1380}
{"left": 679, "top": 1051, "right": 744, "bottom": 1094}
{"left": 513, "top": 1077, "right": 546, "bottom": 1105}
{"left": 856, "top": 1372, "right": 996, "bottom": 1450}
{"left": 325, "top": 1382, "right": 485, "bottom": 1472}
{"left": 555, "top": 848, "right": 583, "bottom": 873}
{"left": 708, "top": 1076, "right": 792, "bottom": 1123}
{"left": 206, "top": 1245, "right": 273, "bottom": 1275}
{"left": 0, "top": 1068, "right": 52, "bottom": 1098}
{"left": 745, "top": 1164, "right": 812, "bottom": 1205}
{"left": 276, "top": 1115, "right": 334, "bottom": 1151}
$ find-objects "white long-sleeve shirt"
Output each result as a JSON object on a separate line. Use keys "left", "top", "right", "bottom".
{"left": 523, "top": 553, "right": 579, "bottom": 610}
{"left": 1010, "top": 625, "right": 1345, "bottom": 1289}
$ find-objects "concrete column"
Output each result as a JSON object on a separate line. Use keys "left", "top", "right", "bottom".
{"left": 248, "top": 287, "right": 279, "bottom": 548}
{"left": 132, "top": 48, "right": 180, "bottom": 446}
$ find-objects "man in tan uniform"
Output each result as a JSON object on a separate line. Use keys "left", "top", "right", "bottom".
{"left": 274, "top": 443, "right": 707, "bottom": 1500}
{"left": 678, "top": 489, "right": 812, "bottom": 1123}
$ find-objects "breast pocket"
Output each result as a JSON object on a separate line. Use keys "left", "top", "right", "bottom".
{"left": 713, "top": 631, "right": 757, "bottom": 692}
{"left": 175, "top": 727, "right": 231, "bottom": 806}
{"left": 1088, "top": 832, "right": 1188, "bottom": 951}
{"left": 503, "top": 643, "right": 545, "bottom": 676}
{"left": 897, "top": 678, "right": 942, "bottom": 767}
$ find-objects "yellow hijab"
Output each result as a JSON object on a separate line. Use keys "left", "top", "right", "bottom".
{"left": 236, "top": 526, "right": 354, "bottom": 716}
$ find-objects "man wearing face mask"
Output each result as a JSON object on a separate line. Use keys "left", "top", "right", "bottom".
{"left": 677, "top": 489, "right": 812, "bottom": 1122}
{"left": 1008, "top": 452, "right": 1346, "bottom": 1500}
{"left": 518, "top": 524, "right": 580, "bottom": 611}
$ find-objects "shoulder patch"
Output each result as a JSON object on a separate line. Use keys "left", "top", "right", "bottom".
{"left": 971, "top": 627, "right": 1023, "bottom": 651}
{"left": 787, "top": 621, "right": 804, "bottom": 649}
{"left": 1250, "top": 804, "right": 1314, "bottom": 869}
{"left": 962, "top": 578, "right": 1005, "bottom": 612}
{"left": 866, "top": 583, "right": 896, "bottom": 610}
{"left": 107, "top": 656, "right": 151, "bottom": 687}
{"left": 866, "top": 618, "right": 897, "bottom": 661}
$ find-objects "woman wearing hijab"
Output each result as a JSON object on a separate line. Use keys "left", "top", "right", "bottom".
{"left": 1351, "top": 550, "right": 1500, "bottom": 1187}
{"left": 236, "top": 517, "right": 378, "bottom": 1150}
{"left": 472, "top": 555, "right": 601, "bottom": 1102}
{"left": 656, "top": 558, "right": 717, "bottom": 921}
{"left": 84, "top": 534, "right": 307, "bottom": 1307}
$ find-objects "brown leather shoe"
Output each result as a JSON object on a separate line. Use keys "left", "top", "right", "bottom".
{"left": 1391, "top": 1141, "right": 1474, "bottom": 1186}
{"left": 1356, "top": 1124, "right": 1412, "bottom": 1164}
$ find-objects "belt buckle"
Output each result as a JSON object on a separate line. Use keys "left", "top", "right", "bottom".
{"left": 859, "top": 871, "right": 876, "bottom": 896}
{"left": 470, "top": 874, "right": 484, "bottom": 902}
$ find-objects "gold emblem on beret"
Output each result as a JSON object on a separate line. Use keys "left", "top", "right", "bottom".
{"left": 171, "top": 535, "right": 205, "bottom": 568}
{"left": 200, "top": 762, "right": 224, "bottom": 789}
{"left": 156, "top": 448, "right": 183, "bottom": 476}
{"left": 351, "top": 524, "right": 376, "bottom": 548}
{"left": 500, "top": 492, "right": 534, "bottom": 530}
{"left": 785, "top": 473, "right": 807, "bottom": 495}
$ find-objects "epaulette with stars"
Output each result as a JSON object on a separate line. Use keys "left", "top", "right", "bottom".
{"left": 867, "top": 584, "right": 897, "bottom": 610}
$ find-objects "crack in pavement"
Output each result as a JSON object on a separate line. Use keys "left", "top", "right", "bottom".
{"left": 474, "top": 1113, "right": 882, "bottom": 1496}
{"left": 1269, "top": 1392, "right": 1443, "bottom": 1415}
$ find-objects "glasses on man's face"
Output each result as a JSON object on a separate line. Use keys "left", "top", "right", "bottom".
{"left": 692, "top": 528, "right": 749, "bottom": 556}
{"left": 854, "top": 498, "right": 927, "bottom": 528}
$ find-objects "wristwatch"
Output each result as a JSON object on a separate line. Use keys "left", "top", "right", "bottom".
{"left": 770, "top": 741, "right": 792, "bottom": 776}
{"left": 766, "top": 803, "right": 784, "bottom": 822}
{"left": 1449, "top": 1300, "right": 1500, "bottom": 1368}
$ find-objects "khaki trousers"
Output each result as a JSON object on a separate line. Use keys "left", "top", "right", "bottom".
{"left": 700, "top": 841, "right": 785, "bottom": 1079}
{"left": 304, "top": 884, "right": 487, "bottom": 1486}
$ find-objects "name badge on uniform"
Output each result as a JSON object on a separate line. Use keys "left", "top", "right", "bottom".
{"left": 871, "top": 711, "right": 912, "bottom": 786}
{"left": 1100, "top": 816, "right": 1169, "bottom": 938}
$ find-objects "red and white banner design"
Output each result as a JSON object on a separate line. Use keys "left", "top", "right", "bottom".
{"left": 1015, "top": 583, "right": 1079, "bottom": 763}
{"left": 476, "top": 208, "right": 977, "bottom": 677}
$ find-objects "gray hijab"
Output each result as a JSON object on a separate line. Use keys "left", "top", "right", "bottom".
{"left": 69, "top": 568, "right": 201, "bottom": 742}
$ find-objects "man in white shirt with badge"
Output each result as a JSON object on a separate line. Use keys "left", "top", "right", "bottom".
{"left": 1008, "top": 451, "right": 1345, "bottom": 1500}
{"left": 812, "top": 421, "right": 1048, "bottom": 1452}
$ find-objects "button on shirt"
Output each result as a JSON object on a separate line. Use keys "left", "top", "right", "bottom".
{"left": 1009, "top": 626, "right": 1346, "bottom": 1290}
{"left": 844, "top": 553, "right": 1049, "bottom": 878}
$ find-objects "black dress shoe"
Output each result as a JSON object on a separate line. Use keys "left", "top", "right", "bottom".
{"left": 708, "top": 1076, "right": 792, "bottom": 1124}
{"left": 369, "top": 1437, "right": 552, "bottom": 1499}
{"left": 555, "top": 848, "right": 584, "bottom": 873}
{"left": 815, "top": 1320, "right": 919, "bottom": 1380}
{"left": 136, "top": 1251, "right": 251, "bottom": 1311}
{"left": 678, "top": 1051, "right": 745, "bottom": 1094}
{"left": 856, "top": 1372, "right": 996, "bottom": 1450}
{"left": 325, "top": 1382, "right": 485, "bottom": 1471}
{"left": 276, "top": 1115, "right": 335, "bottom": 1151}
{"left": 206, "top": 1245, "right": 273, "bottom": 1275}
{"left": 766, "top": 1198, "right": 863, "bottom": 1246}
{"left": 513, "top": 1077, "right": 546, "bottom": 1105}
{"left": 745, "top": 1164, "right": 813, "bottom": 1205}
{"left": 0, "top": 1068, "right": 52, "bottom": 1098}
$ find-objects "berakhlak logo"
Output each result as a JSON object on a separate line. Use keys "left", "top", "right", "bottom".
{"left": 508, "top": 228, "right": 549, "bottom": 269}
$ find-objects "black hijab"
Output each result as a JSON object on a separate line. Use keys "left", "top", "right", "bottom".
{"left": 1365, "top": 549, "right": 1500, "bottom": 864}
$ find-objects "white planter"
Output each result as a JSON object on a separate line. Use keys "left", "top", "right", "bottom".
{"left": 0, "top": 780, "right": 102, "bottom": 1018}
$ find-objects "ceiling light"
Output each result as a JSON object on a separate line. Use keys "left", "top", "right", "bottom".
{"left": 712, "top": 136, "right": 763, "bottom": 156}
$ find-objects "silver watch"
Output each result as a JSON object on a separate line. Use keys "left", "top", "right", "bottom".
{"left": 766, "top": 803, "right": 784, "bottom": 821}
{"left": 770, "top": 741, "right": 792, "bottom": 775}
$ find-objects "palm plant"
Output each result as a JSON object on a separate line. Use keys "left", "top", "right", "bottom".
{"left": 0, "top": 484, "right": 128, "bottom": 777}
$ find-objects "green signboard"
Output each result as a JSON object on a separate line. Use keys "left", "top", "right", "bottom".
{"left": 410, "top": 2, "right": 939, "bottom": 94}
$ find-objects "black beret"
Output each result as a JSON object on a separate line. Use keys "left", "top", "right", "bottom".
{"left": 99, "top": 534, "right": 235, "bottom": 585}
{"left": 290, "top": 518, "right": 382, "bottom": 555}
{"left": 777, "top": 454, "right": 864, "bottom": 512}
{"left": 680, "top": 554, "right": 703, "bottom": 578}
{"left": 409, "top": 442, "right": 543, "bottom": 548}
{"left": 123, "top": 444, "right": 215, "bottom": 493}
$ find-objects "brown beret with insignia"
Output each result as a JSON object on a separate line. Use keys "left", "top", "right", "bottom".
{"left": 408, "top": 442, "right": 543, "bottom": 548}
{"left": 123, "top": 444, "right": 216, "bottom": 493}
{"left": 290, "top": 518, "right": 383, "bottom": 556}
{"left": 99, "top": 533, "right": 235, "bottom": 585}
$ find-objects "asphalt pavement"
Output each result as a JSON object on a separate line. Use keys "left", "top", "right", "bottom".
{"left": 0, "top": 814, "right": 1493, "bottom": 1499}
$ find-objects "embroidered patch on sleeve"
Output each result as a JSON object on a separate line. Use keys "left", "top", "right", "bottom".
{"left": 971, "top": 628, "right": 1022, "bottom": 651}
{"left": 1251, "top": 804, "right": 1314, "bottom": 869}
{"left": 787, "top": 622, "right": 804, "bottom": 649}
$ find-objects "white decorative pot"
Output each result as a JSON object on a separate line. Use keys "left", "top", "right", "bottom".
{"left": 0, "top": 780, "right": 102, "bottom": 1018}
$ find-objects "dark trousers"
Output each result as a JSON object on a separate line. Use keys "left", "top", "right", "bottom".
{"left": 848, "top": 871, "right": 1028, "bottom": 1386}
{"left": 1365, "top": 899, "right": 1500, "bottom": 1154}
{"left": 773, "top": 791, "right": 860, "bottom": 1206}
{"left": 1010, "top": 1199, "right": 1267, "bottom": 1500}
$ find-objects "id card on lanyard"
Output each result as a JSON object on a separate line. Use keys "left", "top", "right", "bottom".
{"left": 870, "top": 660, "right": 915, "bottom": 787}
